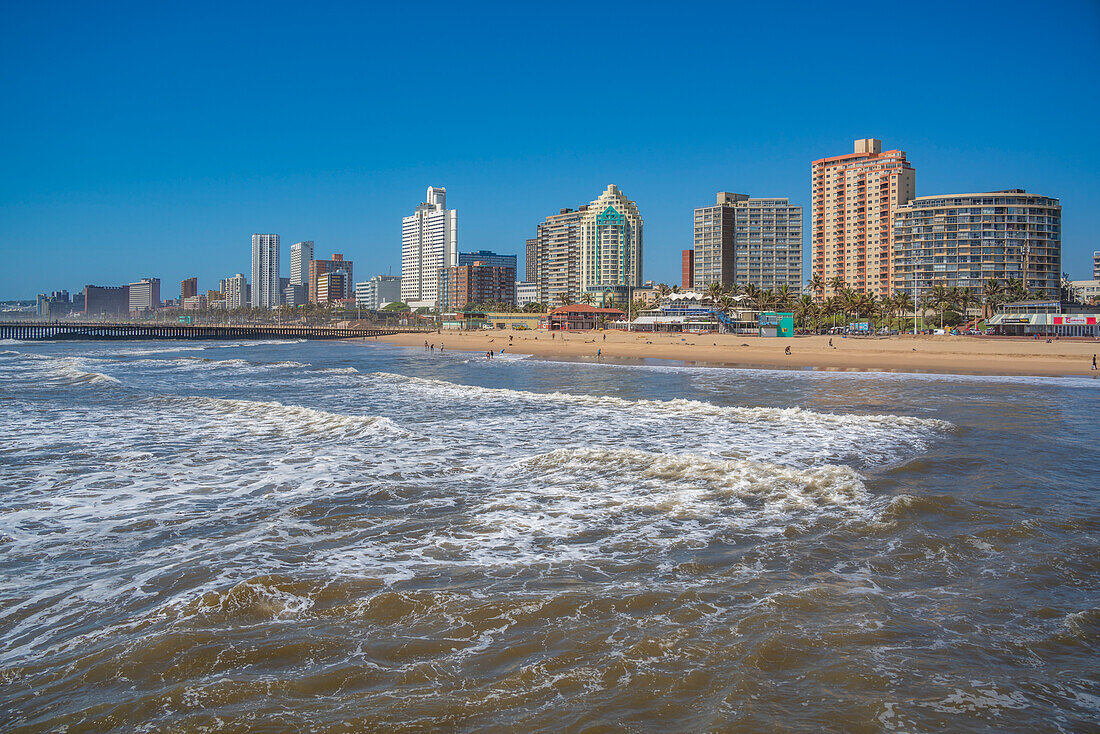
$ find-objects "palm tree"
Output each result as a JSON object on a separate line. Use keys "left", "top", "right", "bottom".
{"left": 808, "top": 274, "right": 825, "bottom": 301}
{"left": 893, "top": 292, "right": 914, "bottom": 331}
{"left": 828, "top": 276, "right": 845, "bottom": 298}
{"left": 707, "top": 282, "right": 725, "bottom": 303}
{"left": 1004, "top": 277, "right": 1028, "bottom": 303}
{"left": 774, "top": 284, "right": 794, "bottom": 312}
{"left": 578, "top": 293, "right": 596, "bottom": 306}
{"left": 982, "top": 279, "right": 1004, "bottom": 318}
{"left": 555, "top": 292, "right": 573, "bottom": 308}
{"left": 925, "top": 284, "right": 951, "bottom": 329}
{"left": 742, "top": 283, "right": 761, "bottom": 313}
{"left": 953, "top": 287, "right": 976, "bottom": 326}
{"left": 794, "top": 294, "right": 815, "bottom": 331}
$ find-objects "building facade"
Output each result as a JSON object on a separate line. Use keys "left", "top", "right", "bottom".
{"left": 1069, "top": 279, "right": 1100, "bottom": 303}
{"left": 316, "top": 272, "right": 348, "bottom": 304}
{"left": 440, "top": 262, "right": 516, "bottom": 311}
{"left": 290, "top": 241, "right": 314, "bottom": 287}
{"left": 83, "top": 285, "right": 128, "bottom": 317}
{"left": 354, "top": 275, "right": 402, "bottom": 310}
{"left": 401, "top": 186, "right": 457, "bottom": 309}
{"left": 308, "top": 254, "right": 353, "bottom": 304}
{"left": 579, "top": 184, "right": 643, "bottom": 296}
{"left": 515, "top": 281, "right": 538, "bottom": 307}
{"left": 251, "top": 233, "right": 280, "bottom": 308}
{"left": 128, "top": 278, "right": 161, "bottom": 313}
{"left": 181, "top": 277, "right": 197, "bottom": 300}
{"left": 1094, "top": 250, "right": 1099, "bottom": 280}
{"left": 459, "top": 250, "right": 517, "bottom": 272}
{"left": 682, "top": 249, "right": 694, "bottom": 290}
{"left": 811, "top": 139, "right": 915, "bottom": 297}
{"left": 224, "top": 273, "right": 248, "bottom": 309}
{"left": 892, "top": 190, "right": 1062, "bottom": 302}
{"left": 525, "top": 238, "right": 538, "bottom": 282}
{"left": 534, "top": 206, "right": 585, "bottom": 305}
{"left": 692, "top": 193, "right": 803, "bottom": 292}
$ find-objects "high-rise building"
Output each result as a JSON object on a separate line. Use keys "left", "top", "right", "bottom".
{"left": 525, "top": 238, "right": 538, "bottom": 282}
{"left": 534, "top": 206, "right": 585, "bottom": 305}
{"left": 251, "top": 234, "right": 280, "bottom": 308}
{"left": 579, "top": 184, "right": 643, "bottom": 297}
{"left": 83, "top": 285, "right": 129, "bottom": 317}
{"left": 284, "top": 284, "right": 306, "bottom": 307}
{"left": 1094, "top": 250, "right": 1099, "bottom": 280}
{"left": 354, "top": 275, "right": 402, "bottom": 310}
{"left": 128, "top": 278, "right": 161, "bottom": 313}
{"left": 308, "top": 254, "right": 353, "bottom": 303}
{"left": 290, "top": 241, "right": 314, "bottom": 286}
{"left": 692, "top": 192, "right": 803, "bottom": 292}
{"left": 440, "top": 261, "right": 516, "bottom": 311}
{"left": 401, "top": 186, "right": 457, "bottom": 309}
{"left": 693, "top": 192, "right": 742, "bottom": 289}
{"left": 181, "top": 277, "right": 197, "bottom": 300}
{"left": 316, "top": 271, "right": 348, "bottom": 305}
{"left": 811, "top": 139, "right": 915, "bottom": 297}
{"left": 893, "top": 190, "right": 1062, "bottom": 303}
{"left": 682, "top": 250, "right": 694, "bottom": 290}
{"left": 224, "top": 273, "right": 248, "bottom": 309}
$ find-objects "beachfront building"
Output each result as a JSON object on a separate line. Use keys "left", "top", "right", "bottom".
{"left": 616, "top": 291, "right": 758, "bottom": 334}
{"left": 986, "top": 300, "right": 1100, "bottom": 337}
{"left": 682, "top": 250, "right": 694, "bottom": 289}
{"left": 250, "top": 234, "right": 280, "bottom": 308}
{"left": 546, "top": 304, "right": 625, "bottom": 331}
{"left": 127, "top": 278, "right": 160, "bottom": 314}
{"left": 692, "top": 192, "right": 802, "bottom": 292}
{"left": 811, "top": 139, "right": 916, "bottom": 298}
{"left": 533, "top": 206, "right": 586, "bottom": 305}
{"left": 892, "top": 190, "right": 1062, "bottom": 303}
{"left": 1069, "top": 280, "right": 1100, "bottom": 304}
{"left": 439, "top": 261, "right": 516, "bottom": 311}
{"left": 401, "top": 186, "right": 457, "bottom": 310}
{"left": 355, "top": 275, "right": 402, "bottom": 310}
{"left": 579, "top": 185, "right": 643, "bottom": 301}
{"left": 290, "top": 241, "right": 314, "bottom": 287}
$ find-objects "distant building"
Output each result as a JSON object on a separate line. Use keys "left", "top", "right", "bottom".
{"left": 83, "top": 285, "right": 129, "bottom": 317}
{"left": 692, "top": 192, "right": 802, "bottom": 292}
{"left": 284, "top": 283, "right": 306, "bottom": 307}
{"left": 290, "top": 241, "right": 314, "bottom": 287}
{"left": 579, "top": 184, "right": 643, "bottom": 297}
{"left": 224, "top": 274, "right": 248, "bottom": 309}
{"left": 1069, "top": 279, "right": 1100, "bottom": 303}
{"left": 36, "top": 290, "right": 73, "bottom": 318}
{"left": 206, "top": 289, "right": 222, "bottom": 302}
{"left": 182, "top": 295, "right": 206, "bottom": 310}
{"left": 251, "top": 233, "right": 280, "bottom": 308}
{"left": 355, "top": 275, "right": 402, "bottom": 310}
{"left": 181, "top": 277, "right": 197, "bottom": 300}
{"left": 515, "top": 281, "right": 538, "bottom": 307}
{"left": 309, "top": 254, "right": 353, "bottom": 303}
{"left": 534, "top": 206, "right": 585, "bottom": 305}
{"left": 525, "top": 238, "right": 538, "bottom": 282}
{"left": 316, "top": 271, "right": 348, "bottom": 304}
{"left": 682, "top": 249, "right": 694, "bottom": 290}
{"left": 440, "top": 262, "right": 516, "bottom": 311}
{"left": 459, "top": 250, "right": 517, "bottom": 272}
{"left": 128, "top": 278, "right": 161, "bottom": 314}
{"left": 812, "top": 138, "right": 915, "bottom": 297}
{"left": 893, "top": 190, "right": 1061, "bottom": 302}
{"left": 401, "top": 186, "right": 457, "bottom": 309}
{"left": 1094, "top": 250, "right": 1100, "bottom": 280}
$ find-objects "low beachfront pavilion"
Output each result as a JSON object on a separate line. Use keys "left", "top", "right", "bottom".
{"left": 546, "top": 304, "right": 625, "bottom": 331}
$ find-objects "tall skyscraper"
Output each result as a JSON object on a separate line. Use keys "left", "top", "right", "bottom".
{"left": 534, "top": 207, "right": 586, "bottom": 304}
{"left": 251, "top": 234, "right": 280, "bottom": 308}
{"left": 401, "top": 186, "right": 457, "bottom": 309}
{"left": 811, "top": 139, "right": 915, "bottom": 297}
{"left": 693, "top": 193, "right": 803, "bottom": 292}
{"left": 579, "top": 184, "right": 643, "bottom": 296}
{"left": 893, "top": 190, "right": 1061, "bottom": 302}
{"left": 180, "top": 277, "right": 197, "bottom": 300}
{"left": 127, "top": 278, "right": 160, "bottom": 313}
{"left": 682, "top": 250, "right": 694, "bottom": 290}
{"left": 290, "top": 241, "right": 314, "bottom": 286}
{"left": 440, "top": 262, "right": 516, "bottom": 311}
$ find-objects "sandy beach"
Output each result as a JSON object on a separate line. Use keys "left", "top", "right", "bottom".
{"left": 370, "top": 330, "right": 1100, "bottom": 377}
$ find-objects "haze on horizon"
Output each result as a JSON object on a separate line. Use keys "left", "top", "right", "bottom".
{"left": 2, "top": 0, "right": 1098, "bottom": 299}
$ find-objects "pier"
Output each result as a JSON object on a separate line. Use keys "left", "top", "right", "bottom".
{"left": 0, "top": 321, "right": 406, "bottom": 341}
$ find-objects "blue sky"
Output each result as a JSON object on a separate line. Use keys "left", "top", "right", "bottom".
{"left": 2, "top": 0, "right": 1099, "bottom": 299}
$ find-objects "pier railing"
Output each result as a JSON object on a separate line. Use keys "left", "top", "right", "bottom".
{"left": 0, "top": 322, "right": 408, "bottom": 341}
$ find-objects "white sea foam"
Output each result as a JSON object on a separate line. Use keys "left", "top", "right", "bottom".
{"left": 165, "top": 395, "right": 409, "bottom": 439}
{"left": 366, "top": 371, "right": 951, "bottom": 431}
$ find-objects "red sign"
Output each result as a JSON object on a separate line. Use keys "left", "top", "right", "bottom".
{"left": 1053, "top": 316, "right": 1096, "bottom": 325}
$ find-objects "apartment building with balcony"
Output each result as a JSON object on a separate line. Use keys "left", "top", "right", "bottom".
{"left": 811, "top": 139, "right": 915, "bottom": 298}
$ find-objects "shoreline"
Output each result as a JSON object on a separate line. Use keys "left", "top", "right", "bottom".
{"left": 366, "top": 331, "right": 1100, "bottom": 378}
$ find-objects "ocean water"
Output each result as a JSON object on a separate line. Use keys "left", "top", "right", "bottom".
{"left": 0, "top": 339, "right": 1097, "bottom": 732}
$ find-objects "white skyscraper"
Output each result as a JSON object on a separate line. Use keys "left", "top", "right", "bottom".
{"left": 224, "top": 273, "right": 248, "bottom": 309}
{"left": 290, "top": 241, "right": 314, "bottom": 286}
{"left": 251, "top": 234, "right": 280, "bottom": 307}
{"left": 401, "top": 186, "right": 457, "bottom": 309}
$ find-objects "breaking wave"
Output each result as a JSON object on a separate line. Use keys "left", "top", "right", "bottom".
{"left": 163, "top": 395, "right": 408, "bottom": 439}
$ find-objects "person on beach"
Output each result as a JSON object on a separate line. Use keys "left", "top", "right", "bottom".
{"left": 424, "top": 340, "right": 428, "bottom": 350}
{"left": 829, "top": 338, "right": 833, "bottom": 348}
{"left": 784, "top": 345, "right": 791, "bottom": 355}
{"left": 440, "top": 343, "right": 444, "bottom": 352}
{"left": 1093, "top": 354, "right": 1097, "bottom": 370}
{"left": 597, "top": 348, "right": 601, "bottom": 360}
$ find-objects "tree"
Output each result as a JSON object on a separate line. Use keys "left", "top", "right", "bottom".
{"left": 578, "top": 293, "right": 596, "bottom": 306}
{"left": 794, "top": 295, "right": 815, "bottom": 331}
{"left": 893, "top": 292, "right": 914, "bottom": 330}
{"left": 982, "top": 279, "right": 1004, "bottom": 318}
{"left": 828, "top": 276, "right": 845, "bottom": 298}
{"left": 774, "top": 284, "right": 794, "bottom": 312}
{"left": 742, "top": 283, "right": 762, "bottom": 312}
{"left": 555, "top": 292, "right": 573, "bottom": 307}
{"left": 707, "top": 282, "right": 725, "bottom": 302}
{"left": 807, "top": 274, "right": 825, "bottom": 301}
{"left": 382, "top": 302, "right": 409, "bottom": 312}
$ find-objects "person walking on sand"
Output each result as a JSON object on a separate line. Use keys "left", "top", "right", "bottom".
{"left": 597, "top": 348, "right": 601, "bottom": 360}
{"left": 1093, "top": 354, "right": 1097, "bottom": 370}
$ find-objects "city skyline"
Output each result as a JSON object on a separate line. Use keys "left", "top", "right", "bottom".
{"left": 3, "top": 1, "right": 1099, "bottom": 298}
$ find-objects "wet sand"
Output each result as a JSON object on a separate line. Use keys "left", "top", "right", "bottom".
{"left": 373, "top": 330, "right": 1100, "bottom": 377}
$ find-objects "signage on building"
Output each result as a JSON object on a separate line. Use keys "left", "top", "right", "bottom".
{"left": 1054, "top": 316, "right": 1096, "bottom": 325}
